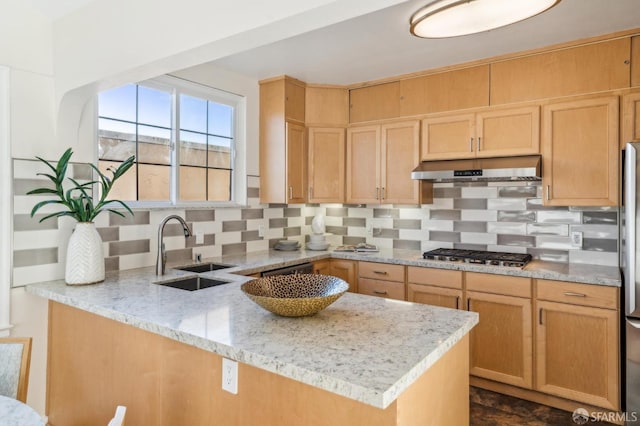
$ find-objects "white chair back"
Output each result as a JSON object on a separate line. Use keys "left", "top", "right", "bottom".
{"left": 0, "top": 337, "right": 32, "bottom": 402}
{"left": 107, "top": 405, "right": 127, "bottom": 426}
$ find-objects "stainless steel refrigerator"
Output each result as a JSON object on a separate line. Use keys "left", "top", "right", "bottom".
{"left": 623, "top": 142, "right": 640, "bottom": 424}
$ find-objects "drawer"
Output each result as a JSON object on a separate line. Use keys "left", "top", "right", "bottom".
{"left": 359, "top": 262, "right": 405, "bottom": 282}
{"left": 536, "top": 279, "right": 618, "bottom": 309}
{"left": 407, "top": 267, "right": 463, "bottom": 289}
{"left": 466, "top": 272, "right": 531, "bottom": 298}
{"left": 358, "top": 278, "right": 405, "bottom": 300}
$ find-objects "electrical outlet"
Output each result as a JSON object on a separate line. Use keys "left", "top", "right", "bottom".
{"left": 258, "top": 225, "right": 265, "bottom": 238}
{"left": 571, "top": 231, "right": 583, "bottom": 248}
{"left": 222, "top": 358, "right": 238, "bottom": 394}
{"left": 195, "top": 231, "right": 204, "bottom": 245}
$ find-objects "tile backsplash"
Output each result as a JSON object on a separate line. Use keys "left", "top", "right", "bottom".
{"left": 12, "top": 160, "right": 620, "bottom": 287}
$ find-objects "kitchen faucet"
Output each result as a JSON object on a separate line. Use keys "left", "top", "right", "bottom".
{"left": 156, "top": 215, "right": 192, "bottom": 275}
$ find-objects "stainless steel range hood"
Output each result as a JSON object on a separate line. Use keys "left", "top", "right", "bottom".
{"left": 411, "top": 155, "right": 542, "bottom": 182}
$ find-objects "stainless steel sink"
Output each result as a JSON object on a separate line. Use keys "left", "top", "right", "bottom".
{"left": 155, "top": 276, "right": 231, "bottom": 291}
{"left": 174, "top": 263, "right": 235, "bottom": 273}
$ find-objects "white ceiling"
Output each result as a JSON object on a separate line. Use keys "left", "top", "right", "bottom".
{"left": 210, "top": 0, "right": 640, "bottom": 86}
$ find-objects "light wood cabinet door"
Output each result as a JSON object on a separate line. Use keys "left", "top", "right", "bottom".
{"left": 381, "top": 121, "right": 420, "bottom": 204}
{"left": 346, "top": 126, "right": 380, "bottom": 203}
{"left": 623, "top": 91, "right": 640, "bottom": 148}
{"left": 408, "top": 283, "right": 462, "bottom": 310}
{"left": 476, "top": 106, "right": 540, "bottom": 157}
{"left": 349, "top": 82, "right": 400, "bottom": 123}
{"left": 305, "top": 86, "right": 349, "bottom": 126}
{"left": 259, "top": 77, "right": 306, "bottom": 204}
{"left": 286, "top": 122, "right": 307, "bottom": 203}
{"left": 330, "top": 259, "right": 358, "bottom": 293}
{"left": 421, "top": 114, "right": 475, "bottom": 160}
{"left": 284, "top": 79, "right": 305, "bottom": 123}
{"left": 399, "top": 65, "right": 490, "bottom": 116}
{"left": 308, "top": 127, "right": 345, "bottom": 203}
{"left": 466, "top": 291, "right": 533, "bottom": 389}
{"left": 536, "top": 300, "right": 619, "bottom": 410}
{"left": 490, "top": 38, "right": 631, "bottom": 104}
{"left": 313, "top": 259, "right": 332, "bottom": 276}
{"left": 358, "top": 278, "right": 405, "bottom": 300}
{"left": 633, "top": 36, "right": 640, "bottom": 88}
{"left": 542, "top": 96, "right": 619, "bottom": 206}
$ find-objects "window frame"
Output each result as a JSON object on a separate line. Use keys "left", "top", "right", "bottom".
{"left": 97, "top": 74, "right": 246, "bottom": 209}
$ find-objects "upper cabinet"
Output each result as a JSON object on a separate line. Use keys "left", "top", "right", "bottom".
{"left": 632, "top": 36, "right": 640, "bottom": 88}
{"left": 399, "top": 65, "right": 489, "bottom": 116}
{"left": 349, "top": 82, "right": 400, "bottom": 123}
{"left": 346, "top": 120, "right": 420, "bottom": 204}
{"left": 421, "top": 106, "right": 540, "bottom": 160}
{"left": 542, "top": 95, "right": 619, "bottom": 206}
{"left": 305, "top": 86, "right": 349, "bottom": 127}
{"left": 490, "top": 38, "right": 631, "bottom": 105}
{"left": 308, "top": 127, "right": 345, "bottom": 203}
{"left": 623, "top": 91, "right": 640, "bottom": 147}
{"left": 259, "top": 76, "right": 307, "bottom": 204}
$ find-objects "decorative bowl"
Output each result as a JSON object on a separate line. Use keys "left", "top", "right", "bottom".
{"left": 241, "top": 274, "right": 348, "bottom": 317}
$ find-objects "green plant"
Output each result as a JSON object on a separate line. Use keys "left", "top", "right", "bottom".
{"left": 27, "top": 148, "right": 135, "bottom": 223}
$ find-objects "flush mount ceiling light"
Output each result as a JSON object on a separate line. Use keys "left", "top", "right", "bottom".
{"left": 410, "top": 0, "right": 561, "bottom": 38}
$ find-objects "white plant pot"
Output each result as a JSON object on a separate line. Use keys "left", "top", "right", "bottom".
{"left": 65, "top": 222, "right": 105, "bottom": 285}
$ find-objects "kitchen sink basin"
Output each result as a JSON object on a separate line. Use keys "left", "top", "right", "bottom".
{"left": 155, "top": 276, "right": 231, "bottom": 291}
{"left": 174, "top": 262, "right": 235, "bottom": 273}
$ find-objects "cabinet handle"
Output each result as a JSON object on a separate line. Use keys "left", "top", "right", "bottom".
{"left": 381, "top": 187, "right": 386, "bottom": 200}
{"left": 289, "top": 186, "right": 293, "bottom": 200}
{"left": 373, "top": 290, "right": 388, "bottom": 295}
{"left": 469, "top": 138, "right": 473, "bottom": 152}
{"left": 309, "top": 187, "right": 313, "bottom": 199}
{"left": 546, "top": 185, "right": 550, "bottom": 201}
{"left": 477, "top": 137, "right": 481, "bottom": 151}
{"left": 455, "top": 296, "right": 460, "bottom": 310}
{"left": 373, "top": 270, "right": 388, "bottom": 275}
{"left": 467, "top": 298, "right": 471, "bottom": 311}
{"left": 563, "top": 292, "right": 587, "bottom": 297}
{"left": 539, "top": 308, "right": 544, "bottom": 325}
{"left": 376, "top": 187, "right": 380, "bottom": 200}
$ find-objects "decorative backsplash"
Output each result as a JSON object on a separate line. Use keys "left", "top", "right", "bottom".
{"left": 305, "top": 181, "right": 619, "bottom": 267}
{"left": 12, "top": 159, "right": 619, "bottom": 287}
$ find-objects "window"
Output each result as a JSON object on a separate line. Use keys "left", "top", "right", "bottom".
{"left": 98, "top": 75, "right": 242, "bottom": 206}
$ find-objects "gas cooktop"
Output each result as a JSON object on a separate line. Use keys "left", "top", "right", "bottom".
{"left": 422, "top": 248, "right": 532, "bottom": 268}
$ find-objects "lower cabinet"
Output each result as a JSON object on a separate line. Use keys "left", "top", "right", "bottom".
{"left": 407, "top": 267, "right": 462, "bottom": 309}
{"left": 535, "top": 279, "right": 619, "bottom": 410}
{"left": 357, "top": 261, "right": 405, "bottom": 300}
{"left": 313, "top": 259, "right": 358, "bottom": 292}
{"left": 466, "top": 273, "right": 533, "bottom": 389}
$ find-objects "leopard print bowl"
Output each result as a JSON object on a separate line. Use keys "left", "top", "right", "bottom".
{"left": 241, "top": 274, "right": 349, "bottom": 317}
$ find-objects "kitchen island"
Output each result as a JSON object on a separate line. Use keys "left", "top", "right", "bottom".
{"left": 28, "top": 264, "right": 478, "bottom": 426}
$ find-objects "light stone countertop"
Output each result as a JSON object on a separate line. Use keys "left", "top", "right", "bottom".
{"left": 26, "top": 246, "right": 619, "bottom": 409}
{"left": 212, "top": 247, "right": 621, "bottom": 287}
{"left": 26, "top": 262, "right": 478, "bottom": 409}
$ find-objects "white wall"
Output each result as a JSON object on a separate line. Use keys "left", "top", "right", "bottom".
{"left": 1, "top": 1, "right": 54, "bottom": 415}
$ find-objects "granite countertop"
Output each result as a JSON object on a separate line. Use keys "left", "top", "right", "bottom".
{"left": 25, "top": 246, "right": 619, "bottom": 408}
{"left": 26, "top": 263, "right": 478, "bottom": 409}
{"left": 214, "top": 247, "right": 621, "bottom": 287}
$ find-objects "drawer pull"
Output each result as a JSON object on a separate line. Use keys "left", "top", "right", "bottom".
{"left": 455, "top": 296, "right": 460, "bottom": 310}
{"left": 539, "top": 308, "right": 544, "bottom": 325}
{"left": 467, "top": 298, "right": 472, "bottom": 311}
{"left": 373, "top": 290, "right": 388, "bottom": 295}
{"left": 373, "top": 270, "right": 388, "bottom": 275}
{"left": 563, "top": 292, "right": 586, "bottom": 297}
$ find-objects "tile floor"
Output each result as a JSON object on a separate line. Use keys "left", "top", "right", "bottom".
{"left": 470, "top": 387, "right": 617, "bottom": 426}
